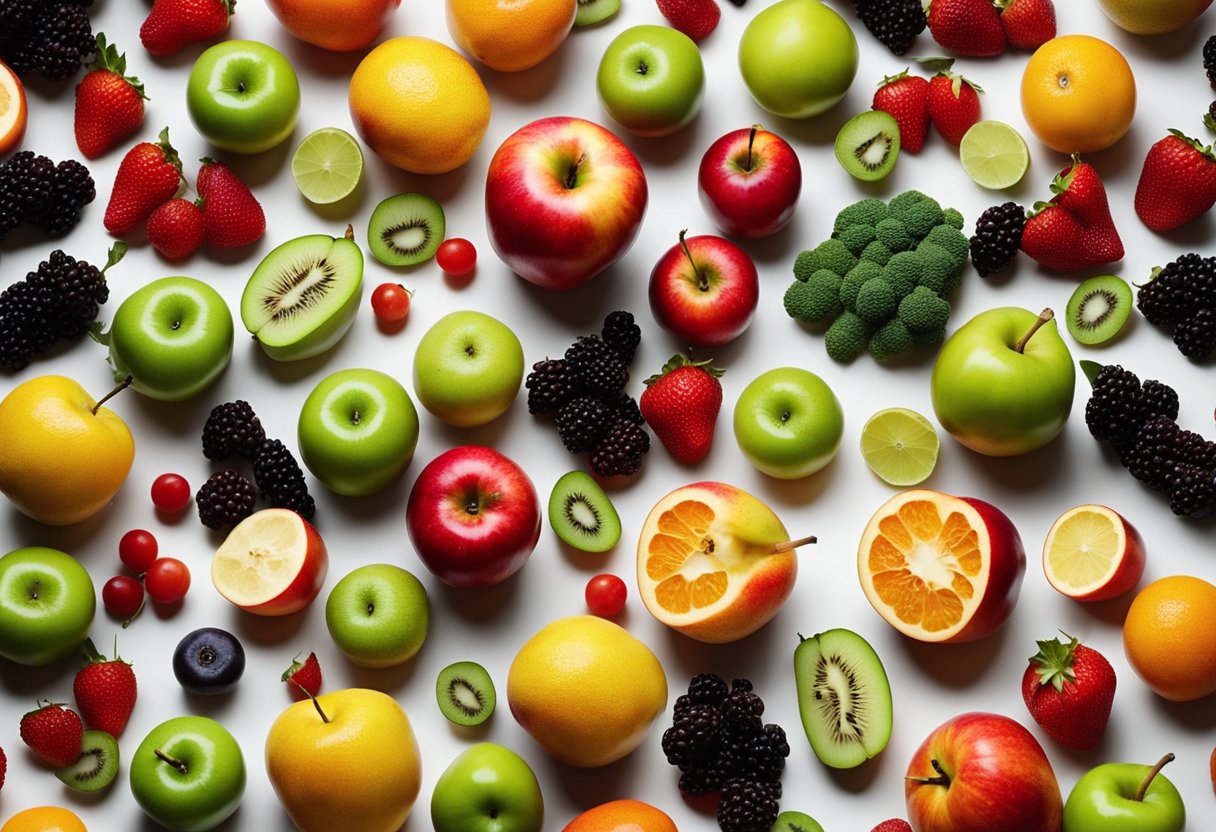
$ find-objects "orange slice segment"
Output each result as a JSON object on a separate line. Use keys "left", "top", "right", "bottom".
{"left": 0, "top": 61, "right": 27, "bottom": 155}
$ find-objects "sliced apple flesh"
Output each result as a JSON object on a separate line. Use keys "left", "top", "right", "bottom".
{"left": 212, "top": 508, "right": 328, "bottom": 616}
{"left": 1042, "top": 504, "right": 1145, "bottom": 602}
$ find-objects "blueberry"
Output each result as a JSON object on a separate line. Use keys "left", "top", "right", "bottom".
{"left": 172, "top": 627, "right": 245, "bottom": 695}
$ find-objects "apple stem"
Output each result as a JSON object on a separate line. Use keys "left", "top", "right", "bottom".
{"left": 677, "top": 229, "right": 708, "bottom": 292}
{"left": 1014, "top": 308, "right": 1054, "bottom": 354}
{"left": 1134, "top": 753, "right": 1175, "bottom": 802}
{"left": 29, "top": 578, "right": 39, "bottom": 600}
{"left": 154, "top": 748, "right": 188, "bottom": 774}
{"left": 745, "top": 124, "right": 760, "bottom": 172}
{"left": 563, "top": 153, "right": 586, "bottom": 190}
{"left": 772, "top": 535, "right": 817, "bottom": 553}
{"left": 343, "top": 224, "right": 354, "bottom": 241}
{"left": 905, "top": 758, "right": 951, "bottom": 787}
{"left": 92, "top": 375, "right": 132, "bottom": 415}
{"left": 296, "top": 680, "right": 331, "bottom": 724}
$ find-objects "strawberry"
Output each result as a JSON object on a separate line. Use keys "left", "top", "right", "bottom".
{"left": 997, "top": 0, "right": 1056, "bottom": 50}
{"left": 1021, "top": 634, "right": 1115, "bottom": 751}
{"left": 1134, "top": 130, "right": 1216, "bottom": 232}
{"left": 19, "top": 702, "right": 84, "bottom": 768}
{"left": 1049, "top": 159, "right": 1124, "bottom": 264}
{"left": 927, "top": 71, "right": 983, "bottom": 146}
{"left": 282, "top": 651, "right": 322, "bottom": 699}
{"left": 74, "top": 34, "right": 147, "bottom": 160}
{"left": 104, "top": 127, "right": 184, "bottom": 236}
{"left": 140, "top": 0, "right": 235, "bottom": 57}
{"left": 197, "top": 158, "right": 265, "bottom": 249}
{"left": 147, "top": 197, "right": 205, "bottom": 260}
{"left": 872, "top": 821, "right": 913, "bottom": 832}
{"left": 72, "top": 639, "right": 138, "bottom": 738}
{"left": 873, "top": 70, "right": 930, "bottom": 154}
{"left": 656, "top": 0, "right": 720, "bottom": 42}
{"left": 639, "top": 353, "right": 724, "bottom": 465}
{"left": 1020, "top": 203, "right": 1089, "bottom": 272}
{"left": 927, "top": 0, "right": 1007, "bottom": 57}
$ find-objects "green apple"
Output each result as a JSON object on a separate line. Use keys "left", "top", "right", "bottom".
{"left": 298, "top": 368, "right": 419, "bottom": 497}
{"left": 431, "top": 743, "right": 544, "bottom": 832}
{"left": 325, "top": 564, "right": 429, "bottom": 669}
{"left": 732, "top": 367, "right": 844, "bottom": 479}
{"left": 738, "top": 0, "right": 858, "bottom": 118}
{"left": 595, "top": 24, "right": 705, "bottom": 138}
{"left": 0, "top": 546, "right": 95, "bottom": 666}
{"left": 1063, "top": 755, "right": 1185, "bottom": 832}
{"left": 129, "top": 716, "right": 246, "bottom": 832}
{"left": 413, "top": 310, "right": 524, "bottom": 428}
{"left": 104, "top": 276, "right": 234, "bottom": 402}
{"left": 930, "top": 307, "right": 1075, "bottom": 457}
{"left": 186, "top": 39, "right": 301, "bottom": 154}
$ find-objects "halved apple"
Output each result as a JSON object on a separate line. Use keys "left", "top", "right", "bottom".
{"left": 212, "top": 508, "right": 328, "bottom": 616}
{"left": 1042, "top": 504, "right": 1145, "bottom": 602}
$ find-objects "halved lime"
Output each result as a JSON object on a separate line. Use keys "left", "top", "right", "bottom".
{"left": 860, "top": 407, "right": 940, "bottom": 486}
{"left": 291, "top": 128, "right": 364, "bottom": 204}
{"left": 959, "top": 121, "right": 1029, "bottom": 190}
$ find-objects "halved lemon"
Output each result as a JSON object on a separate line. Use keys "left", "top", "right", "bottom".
{"left": 1042, "top": 504, "right": 1145, "bottom": 601}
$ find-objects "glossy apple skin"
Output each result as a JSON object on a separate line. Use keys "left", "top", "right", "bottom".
{"left": 265, "top": 0, "right": 400, "bottom": 51}
{"left": 1062, "top": 761, "right": 1185, "bottom": 832}
{"left": 213, "top": 509, "right": 328, "bottom": 616}
{"left": 325, "top": 564, "right": 429, "bottom": 668}
{"left": 186, "top": 40, "right": 301, "bottom": 154}
{"left": 649, "top": 234, "right": 759, "bottom": 347}
{"left": 698, "top": 126, "right": 802, "bottom": 238}
{"left": 129, "top": 716, "right": 246, "bottom": 832}
{"left": 412, "top": 311, "right": 524, "bottom": 428}
{"left": 1097, "top": 0, "right": 1211, "bottom": 33}
{"left": 431, "top": 743, "right": 544, "bottom": 832}
{"left": 732, "top": 367, "right": 844, "bottom": 479}
{"left": 0, "top": 547, "right": 96, "bottom": 666}
{"left": 906, "top": 712, "right": 1063, "bottom": 832}
{"left": 406, "top": 446, "right": 542, "bottom": 588}
{"left": 563, "top": 799, "right": 678, "bottom": 831}
{"left": 485, "top": 116, "right": 648, "bottom": 291}
{"left": 596, "top": 24, "right": 705, "bottom": 138}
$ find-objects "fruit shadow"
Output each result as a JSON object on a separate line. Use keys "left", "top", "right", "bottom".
{"left": 537, "top": 751, "right": 642, "bottom": 809}
{"left": 344, "top": 654, "right": 419, "bottom": 694}
{"left": 0, "top": 505, "right": 109, "bottom": 560}
{"left": 823, "top": 747, "right": 887, "bottom": 793}
{"left": 177, "top": 689, "right": 243, "bottom": 721}
{"left": 1068, "top": 591, "right": 1137, "bottom": 628}
{"left": 480, "top": 49, "right": 566, "bottom": 104}
{"left": 745, "top": 455, "right": 841, "bottom": 513}
{"left": 734, "top": 220, "right": 805, "bottom": 272}
{"left": 659, "top": 622, "right": 784, "bottom": 691}
{"left": 299, "top": 179, "right": 371, "bottom": 223}
{"left": 627, "top": 125, "right": 702, "bottom": 170}
{"left": 279, "top": 40, "right": 366, "bottom": 80}
{"left": 229, "top": 605, "right": 310, "bottom": 647}
{"left": 951, "top": 430, "right": 1072, "bottom": 492}
{"left": 124, "top": 386, "right": 224, "bottom": 440}
{"left": 424, "top": 405, "right": 521, "bottom": 456}
{"left": 209, "top": 139, "right": 294, "bottom": 190}
{"left": 1111, "top": 22, "right": 1204, "bottom": 62}
{"left": 0, "top": 655, "right": 78, "bottom": 695}
{"left": 514, "top": 266, "right": 621, "bottom": 334}
{"left": 1150, "top": 689, "right": 1216, "bottom": 732}
{"left": 245, "top": 330, "right": 352, "bottom": 385}
{"left": 894, "top": 626, "right": 1009, "bottom": 689}
{"left": 138, "top": 807, "right": 250, "bottom": 832}
{"left": 435, "top": 572, "right": 522, "bottom": 625}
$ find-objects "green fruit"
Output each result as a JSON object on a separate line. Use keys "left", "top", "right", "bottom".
{"left": 56, "top": 729, "right": 119, "bottom": 793}
{"left": 772, "top": 811, "right": 826, "bottom": 832}
{"left": 835, "top": 110, "right": 900, "bottom": 182}
{"left": 367, "top": 192, "right": 445, "bottom": 266}
{"left": 325, "top": 564, "right": 429, "bottom": 669}
{"left": 1062, "top": 757, "right": 1185, "bottom": 832}
{"left": 430, "top": 743, "right": 544, "bottom": 832}
{"left": 129, "top": 716, "right": 246, "bottom": 832}
{"left": 186, "top": 40, "right": 300, "bottom": 155}
{"left": 412, "top": 310, "right": 525, "bottom": 428}
{"left": 0, "top": 546, "right": 96, "bottom": 666}
{"left": 1065, "top": 274, "right": 1132, "bottom": 346}
{"left": 596, "top": 25, "right": 705, "bottom": 138}
{"left": 575, "top": 0, "right": 620, "bottom": 26}
{"left": 733, "top": 367, "right": 844, "bottom": 479}
{"left": 547, "top": 470, "right": 621, "bottom": 553}
{"left": 435, "top": 661, "right": 496, "bottom": 727}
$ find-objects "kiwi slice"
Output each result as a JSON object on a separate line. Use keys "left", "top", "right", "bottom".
{"left": 548, "top": 470, "right": 621, "bottom": 553}
{"left": 771, "top": 812, "right": 826, "bottom": 832}
{"left": 575, "top": 0, "right": 620, "bottom": 26}
{"left": 794, "top": 628, "right": 893, "bottom": 769}
{"left": 55, "top": 729, "right": 119, "bottom": 793}
{"left": 436, "top": 661, "right": 496, "bottom": 726}
{"left": 835, "top": 111, "right": 901, "bottom": 182}
{"left": 367, "top": 193, "right": 445, "bottom": 267}
{"left": 1066, "top": 274, "right": 1132, "bottom": 345}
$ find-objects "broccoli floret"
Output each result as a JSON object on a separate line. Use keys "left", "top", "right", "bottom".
{"left": 794, "top": 238, "right": 857, "bottom": 279}
{"left": 924, "top": 224, "right": 970, "bottom": 268}
{"left": 784, "top": 271, "right": 842, "bottom": 323}
{"left": 832, "top": 198, "right": 889, "bottom": 236}
{"left": 898, "top": 286, "right": 952, "bottom": 332}
{"left": 883, "top": 250, "right": 922, "bottom": 296}
{"left": 889, "top": 190, "right": 929, "bottom": 213}
{"left": 943, "top": 207, "right": 965, "bottom": 230}
{"left": 792, "top": 250, "right": 816, "bottom": 282}
{"left": 894, "top": 196, "right": 944, "bottom": 241}
{"left": 869, "top": 319, "right": 914, "bottom": 361}
{"left": 855, "top": 277, "right": 898, "bottom": 324}
{"left": 916, "top": 241, "right": 959, "bottom": 295}
{"left": 875, "top": 217, "right": 914, "bottom": 253}
{"left": 824, "top": 311, "right": 872, "bottom": 362}
{"left": 840, "top": 261, "right": 883, "bottom": 312}
{"left": 911, "top": 324, "right": 947, "bottom": 351}
{"left": 861, "top": 240, "right": 893, "bottom": 267}
{"left": 837, "top": 223, "right": 878, "bottom": 256}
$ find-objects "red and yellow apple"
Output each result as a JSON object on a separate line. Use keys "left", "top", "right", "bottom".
{"left": 211, "top": 509, "right": 328, "bottom": 616}
{"left": 265, "top": 0, "right": 401, "bottom": 51}
{"left": 648, "top": 231, "right": 759, "bottom": 348}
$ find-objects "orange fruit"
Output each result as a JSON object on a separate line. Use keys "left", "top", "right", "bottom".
{"left": 562, "top": 799, "right": 678, "bottom": 832}
{"left": 446, "top": 0, "right": 576, "bottom": 72}
{"left": 1042, "top": 504, "right": 1146, "bottom": 602}
{"left": 348, "top": 36, "right": 491, "bottom": 174}
{"left": 1020, "top": 35, "right": 1135, "bottom": 154}
{"left": 857, "top": 489, "right": 1026, "bottom": 643}
{"left": 1123, "top": 575, "right": 1216, "bottom": 702}
{"left": 0, "top": 806, "right": 87, "bottom": 832}
{"left": 0, "top": 60, "right": 27, "bottom": 155}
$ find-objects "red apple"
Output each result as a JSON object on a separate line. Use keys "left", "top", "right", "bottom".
{"left": 698, "top": 125, "right": 802, "bottom": 238}
{"left": 906, "top": 712, "right": 1064, "bottom": 832}
{"left": 485, "top": 116, "right": 648, "bottom": 292}
{"left": 211, "top": 508, "right": 329, "bottom": 616}
{"left": 406, "top": 445, "right": 541, "bottom": 588}
{"left": 648, "top": 231, "right": 759, "bottom": 348}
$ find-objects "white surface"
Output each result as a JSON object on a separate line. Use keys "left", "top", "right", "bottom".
{"left": 2, "top": 0, "right": 1215, "bottom": 829}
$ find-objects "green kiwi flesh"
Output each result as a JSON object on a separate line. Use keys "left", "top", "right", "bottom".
{"left": 794, "top": 628, "right": 893, "bottom": 769}
{"left": 436, "top": 661, "right": 496, "bottom": 726}
{"left": 368, "top": 193, "right": 445, "bottom": 267}
{"left": 55, "top": 729, "right": 119, "bottom": 792}
{"left": 548, "top": 470, "right": 621, "bottom": 553}
{"left": 771, "top": 811, "right": 826, "bottom": 832}
{"left": 575, "top": 0, "right": 620, "bottom": 26}
{"left": 835, "top": 111, "right": 901, "bottom": 182}
{"left": 1066, "top": 274, "right": 1132, "bottom": 345}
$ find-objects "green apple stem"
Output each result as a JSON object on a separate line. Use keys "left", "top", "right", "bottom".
{"left": 772, "top": 535, "right": 817, "bottom": 553}
{"left": 677, "top": 229, "right": 708, "bottom": 291}
{"left": 905, "top": 758, "right": 951, "bottom": 787}
{"left": 92, "top": 375, "right": 132, "bottom": 415}
{"left": 293, "top": 678, "right": 331, "bottom": 724}
{"left": 343, "top": 224, "right": 354, "bottom": 242}
{"left": 1134, "top": 753, "right": 1176, "bottom": 802}
{"left": 745, "top": 124, "right": 760, "bottom": 171}
{"left": 1014, "top": 309, "right": 1054, "bottom": 354}
{"left": 154, "top": 748, "right": 188, "bottom": 775}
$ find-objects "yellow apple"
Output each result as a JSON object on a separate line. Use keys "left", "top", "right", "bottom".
{"left": 1097, "top": 0, "right": 1212, "bottom": 34}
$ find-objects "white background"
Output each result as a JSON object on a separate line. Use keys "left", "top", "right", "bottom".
{"left": 2, "top": 0, "right": 1215, "bottom": 829}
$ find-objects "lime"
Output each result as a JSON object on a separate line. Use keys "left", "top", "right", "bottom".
{"left": 860, "top": 407, "right": 939, "bottom": 486}
{"left": 959, "top": 121, "right": 1030, "bottom": 190}
{"left": 291, "top": 128, "right": 364, "bottom": 204}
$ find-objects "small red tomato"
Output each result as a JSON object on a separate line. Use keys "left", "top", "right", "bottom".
{"left": 370, "top": 283, "right": 413, "bottom": 322}
{"left": 145, "top": 557, "right": 191, "bottom": 604}
{"left": 151, "top": 473, "right": 191, "bottom": 513}
{"left": 436, "top": 238, "right": 476, "bottom": 276}
{"left": 103, "top": 575, "right": 144, "bottom": 619}
{"left": 585, "top": 573, "right": 627, "bottom": 618}
{"left": 119, "top": 529, "right": 159, "bottom": 573}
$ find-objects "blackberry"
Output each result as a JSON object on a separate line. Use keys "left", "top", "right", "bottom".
{"left": 1173, "top": 307, "right": 1216, "bottom": 360}
{"left": 1126, "top": 416, "right": 1182, "bottom": 492}
{"left": 687, "top": 672, "right": 730, "bottom": 707}
{"left": 601, "top": 310, "right": 641, "bottom": 363}
{"left": 252, "top": 439, "right": 316, "bottom": 520}
{"left": 672, "top": 693, "right": 696, "bottom": 721}
{"left": 554, "top": 395, "right": 610, "bottom": 453}
{"left": 0, "top": 152, "right": 95, "bottom": 241}
{"left": 1206, "top": 33, "right": 1216, "bottom": 88}
{"left": 1141, "top": 378, "right": 1180, "bottom": 422}
{"left": 589, "top": 417, "right": 648, "bottom": 477}
{"left": 1136, "top": 253, "right": 1216, "bottom": 328}
{"left": 0, "top": 281, "right": 55, "bottom": 371}
{"left": 854, "top": 0, "right": 926, "bottom": 55}
{"left": 0, "top": 1, "right": 94, "bottom": 80}
{"left": 722, "top": 730, "right": 785, "bottom": 782}
{"left": 764, "top": 723, "right": 790, "bottom": 760}
{"left": 678, "top": 760, "right": 727, "bottom": 798}
{"left": 1084, "top": 364, "right": 1144, "bottom": 452}
{"left": 196, "top": 470, "right": 257, "bottom": 530}
{"left": 716, "top": 778, "right": 780, "bottom": 832}
{"left": 661, "top": 703, "right": 718, "bottom": 770}
{"left": 524, "top": 358, "right": 578, "bottom": 416}
{"left": 1166, "top": 463, "right": 1215, "bottom": 518}
{"left": 968, "top": 202, "right": 1025, "bottom": 278}
{"left": 729, "top": 678, "right": 753, "bottom": 693}
{"left": 565, "top": 335, "right": 628, "bottom": 398}
{"left": 605, "top": 390, "right": 645, "bottom": 426}
{"left": 719, "top": 692, "right": 764, "bottom": 740}
{"left": 202, "top": 400, "right": 267, "bottom": 461}
{"left": 1180, "top": 431, "right": 1216, "bottom": 471}
{"left": 36, "top": 159, "right": 96, "bottom": 237}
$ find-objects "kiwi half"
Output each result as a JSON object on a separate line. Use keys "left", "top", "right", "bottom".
{"left": 55, "top": 729, "right": 119, "bottom": 793}
{"left": 772, "top": 811, "right": 826, "bottom": 832}
{"left": 794, "top": 628, "right": 893, "bottom": 769}
{"left": 436, "top": 661, "right": 496, "bottom": 727}
{"left": 367, "top": 193, "right": 445, "bottom": 267}
{"left": 835, "top": 111, "right": 901, "bottom": 182}
{"left": 1066, "top": 274, "right": 1132, "bottom": 345}
{"left": 575, "top": 0, "right": 620, "bottom": 26}
{"left": 548, "top": 470, "right": 621, "bottom": 553}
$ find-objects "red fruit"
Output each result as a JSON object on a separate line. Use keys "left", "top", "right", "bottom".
{"left": 1019, "top": 204, "right": 1088, "bottom": 272}
{"left": 927, "top": 0, "right": 1007, "bottom": 57}
{"left": 997, "top": 0, "right": 1056, "bottom": 50}
{"left": 436, "top": 237, "right": 477, "bottom": 276}
{"left": 73, "top": 639, "right": 138, "bottom": 738}
{"left": 197, "top": 158, "right": 266, "bottom": 248}
{"left": 103, "top": 128, "right": 184, "bottom": 236}
{"left": 639, "top": 353, "right": 724, "bottom": 465}
{"left": 0, "top": 745, "right": 6, "bottom": 791}
{"left": 1021, "top": 634, "right": 1116, "bottom": 751}
{"left": 873, "top": 70, "right": 930, "bottom": 154}
{"left": 19, "top": 702, "right": 84, "bottom": 768}
{"left": 1022, "top": 160, "right": 1123, "bottom": 271}
{"left": 872, "top": 821, "right": 913, "bottom": 832}
{"left": 74, "top": 34, "right": 147, "bottom": 159}
{"left": 119, "top": 528, "right": 159, "bottom": 573}
{"left": 282, "top": 651, "right": 322, "bottom": 699}
{"left": 147, "top": 198, "right": 205, "bottom": 260}
{"left": 102, "top": 575, "right": 145, "bottom": 620}
{"left": 927, "top": 71, "right": 983, "bottom": 147}
{"left": 1134, "top": 130, "right": 1216, "bottom": 232}
{"left": 151, "top": 472, "right": 191, "bottom": 513}
{"left": 145, "top": 557, "right": 191, "bottom": 604}
{"left": 656, "top": 0, "right": 720, "bottom": 42}
{"left": 140, "top": 0, "right": 234, "bottom": 57}
{"left": 370, "top": 283, "right": 413, "bottom": 323}
{"left": 585, "top": 574, "right": 627, "bottom": 618}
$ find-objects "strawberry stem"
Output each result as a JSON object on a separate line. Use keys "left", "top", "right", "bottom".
{"left": 92, "top": 375, "right": 132, "bottom": 415}
{"left": 1014, "top": 309, "right": 1053, "bottom": 354}
{"left": 1134, "top": 754, "right": 1175, "bottom": 802}
{"left": 772, "top": 535, "right": 817, "bottom": 553}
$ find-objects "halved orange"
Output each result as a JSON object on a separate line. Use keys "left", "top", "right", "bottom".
{"left": 1042, "top": 504, "right": 1145, "bottom": 602}
{"left": 857, "top": 489, "right": 1026, "bottom": 643}
{"left": 0, "top": 60, "right": 28, "bottom": 155}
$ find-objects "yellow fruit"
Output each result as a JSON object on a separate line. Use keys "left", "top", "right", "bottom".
{"left": 446, "top": 0, "right": 576, "bottom": 72}
{"left": 1123, "top": 575, "right": 1216, "bottom": 702}
{"left": 0, "top": 806, "right": 87, "bottom": 832}
{"left": 0, "top": 375, "right": 134, "bottom": 526}
{"left": 1097, "top": 0, "right": 1212, "bottom": 34}
{"left": 508, "top": 615, "right": 667, "bottom": 767}
{"left": 1, "top": 60, "right": 28, "bottom": 155}
{"left": 349, "top": 36, "right": 491, "bottom": 174}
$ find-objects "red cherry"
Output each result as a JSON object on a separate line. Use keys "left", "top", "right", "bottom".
{"left": 145, "top": 557, "right": 191, "bottom": 604}
{"left": 436, "top": 238, "right": 476, "bottom": 276}
{"left": 370, "top": 283, "right": 413, "bottom": 322}
{"left": 103, "top": 575, "right": 144, "bottom": 619}
{"left": 585, "top": 573, "right": 627, "bottom": 618}
{"left": 151, "top": 473, "right": 191, "bottom": 513}
{"left": 119, "top": 529, "right": 159, "bottom": 573}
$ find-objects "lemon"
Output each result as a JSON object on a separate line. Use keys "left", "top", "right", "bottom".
{"left": 860, "top": 407, "right": 939, "bottom": 486}
{"left": 959, "top": 121, "right": 1030, "bottom": 190}
{"left": 291, "top": 128, "right": 363, "bottom": 204}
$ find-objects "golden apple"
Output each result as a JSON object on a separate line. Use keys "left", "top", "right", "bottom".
{"left": 1097, "top": 0, "right": 1212, "bottom": 34}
